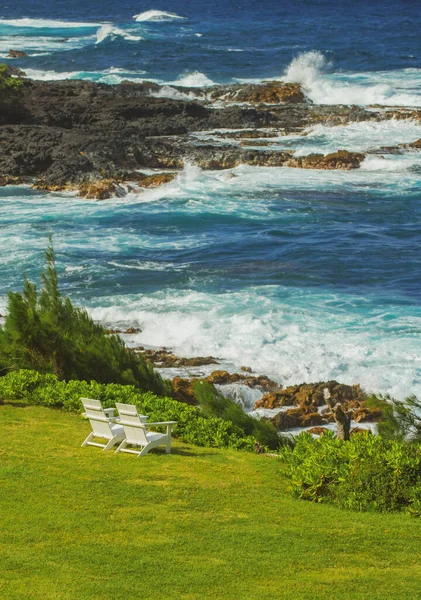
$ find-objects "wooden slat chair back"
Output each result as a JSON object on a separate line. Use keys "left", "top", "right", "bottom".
{"left": 115, "top": 403, "right": 177, "bottom": 457}
{"left": 81, "top": 397, "right": 125, "bottom": 451}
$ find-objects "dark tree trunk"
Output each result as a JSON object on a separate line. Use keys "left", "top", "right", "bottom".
{"left": 332, "top": 403, "right": 351, "bottom": 441}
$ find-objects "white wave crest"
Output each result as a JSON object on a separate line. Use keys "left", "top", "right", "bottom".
{"left": 284, "top": 51, "right": 421, "bottom": 107}
{"left": 171, "top": 71, "right": 215, "bottom": 87}
{"left": 133, "top": 10, "right": 185, "bottom": 22}
{"left": 0, "top": 18, "right": 100, "bottom": 28}
{"left": 150, "top": 85, "right": 201, "bottom": 101}
{"left": 95, "top": 24, "right": 142, "bottom": 44}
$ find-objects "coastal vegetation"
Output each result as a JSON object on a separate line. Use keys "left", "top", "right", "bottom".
{"left": 281, "top": 430, "right": 421, "bottom": 515}
{"left": 0, "top": 242, "right": 169, "bottom": 396}
{"left": 0, "top": 64, "right": 22, "bottom": 100}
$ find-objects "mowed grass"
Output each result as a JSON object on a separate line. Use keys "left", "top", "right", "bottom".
{"left": 1, "top": 404, "right": 421, "bottom": 600}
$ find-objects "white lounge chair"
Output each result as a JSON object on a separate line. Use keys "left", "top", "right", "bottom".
{"left": 81, "top": 397, "right": 125, "bottom": 451}
{"left": 115, "top": 403, "right": 177, "bottom": 457}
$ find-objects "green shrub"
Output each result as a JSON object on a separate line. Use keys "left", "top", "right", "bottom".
{"left": 193, "top": 380, "right": 282, "bottom": 450}
{"left": 0, "top": 369, "right": 256, "bottom": 451}
{"left": 0, "top": 241, "right": 169, "bottom": 396}
{"left": 281, "top": 431, "right": 421, "bottom": 515}
{"left": 0, "top": 64, "right": 23, "bottom": 98}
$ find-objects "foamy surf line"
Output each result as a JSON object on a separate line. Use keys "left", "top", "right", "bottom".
{"left": 0, "top": 18, "right": 101, "bottom": 28}
{"left": 87, "top": 287, "right": 421, "bottom": 401}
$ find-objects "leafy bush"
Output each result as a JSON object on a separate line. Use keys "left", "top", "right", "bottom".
{"left": 193, "top": 380, "right": 282, "bottom": 450}
{"left": 0, "top": 64, "right": 23, "bottom": 99}
{"left": 0, "top": 242, "right": 169, "bottom": 396}
{"left": 0, "top": 370, "right": 256, "bottom": 451}
{"left": 281, "top": 431, "right": 421, "bottom": 515}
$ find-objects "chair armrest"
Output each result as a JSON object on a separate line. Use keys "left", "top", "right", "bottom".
{"left": 146, "top": 421, "right": 177, "bottom": 426}
{"left": 104, "top": 407, "right": 116, "bottom": 418}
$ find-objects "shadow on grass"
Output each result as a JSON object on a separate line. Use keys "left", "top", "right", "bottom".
{"left": 2, "top": 401, "right": 34, "bottom": 408}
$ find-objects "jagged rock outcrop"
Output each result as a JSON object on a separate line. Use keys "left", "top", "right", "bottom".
{"left": 255, "top": 380, "right": 366, "bottom": 410}
{"left": 0, "top": 77, "right": 415, "bottom": 192}
{"left": 209, "top": 81, "right": 306, "bottom": 104}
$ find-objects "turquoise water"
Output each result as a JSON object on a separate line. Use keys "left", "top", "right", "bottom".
{"left": 0, "top": 1, "right": 420, "bottom": 396}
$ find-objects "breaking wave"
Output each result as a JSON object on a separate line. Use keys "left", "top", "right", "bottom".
{"left": 133, "top": 10, "right": 185, "bottom": 22}
{"left": 95, "top": 24, "right": 142, "bottom": 44}
{"left": 284, "top": 51, "right": 421, "bottom": 107}
{"left": 171, "top": 71, "right": 215, "bottom": 87}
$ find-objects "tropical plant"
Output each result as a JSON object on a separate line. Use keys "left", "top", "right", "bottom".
{"left": 0, "top": 241, "right": 169, "bottom": 395}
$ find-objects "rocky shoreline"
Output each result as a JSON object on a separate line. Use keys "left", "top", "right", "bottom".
{"left": 133, "top": 345, "right": 382, "bottom": 435}
{"left": 1, "top": 70, "right": 420, "bottom": 198}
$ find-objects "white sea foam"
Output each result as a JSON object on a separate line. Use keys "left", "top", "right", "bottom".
{"left": 0, "top": 34, "right": 92, "bottom": 56}
{"left": 0, "top": 18, "right": 101, "bottom": 28}
{"left": 170, "top": 71, "right": 215, "bottom": 87}
{"left": 288, "top": 119, "right": 421, "bottom": 156}
{"left": 23, "top": 67, "right": 148, "bottom": 84}
{"left": 150, "top": 85, "right": 201, "bottom": 101}
{"left": 284, "top": 51, "right": 421, "bottom": 107}
{"left": 133, "top": 10, "right": 185, "bottom": 22}
{"left": 87, "top": 287, "right": 421, "bottom": 400}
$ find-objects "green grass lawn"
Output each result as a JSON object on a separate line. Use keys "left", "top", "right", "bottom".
{"left": 1, "top": 403, "right": 421, "bottom": 600}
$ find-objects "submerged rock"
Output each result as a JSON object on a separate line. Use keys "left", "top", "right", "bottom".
{"left": 7, "top": 49, "right": 27, "bottom": 58}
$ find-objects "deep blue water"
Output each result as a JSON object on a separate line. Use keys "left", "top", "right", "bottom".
{"left": 0, "top": 1, "right": 420, "bottom": 397}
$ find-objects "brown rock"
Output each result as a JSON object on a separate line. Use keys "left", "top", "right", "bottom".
{"left": 171, "top": 377, "right": 197, "bottom": 405}
{"left": 285, "top": 150, "right": 365, "bottom": 170}
{"left": 307, "top": 427, "right": 329, "bottom": 436}
{"left": 255, "top": 391, "right": 292, "bottom": 409}
{"left": 0, "top": 175, "right": 22, "bottom": 186}
{"left": 7, "top": 49, "right": 27, "bottom": 58}
{"left": 78, "top": 179, "right": 125, "bottom": 200}
{"left": 300, "top": 412, "right": 327, "bottom": 427}
{"left": 350, "top": 427, "right": 372, "bottom": 436}
{"left": 206, "top": 370, "right": 242, "bottom": 385}
{"left": 409, "top": 139, "right": 421, "bottom": 148}
{"left": 353, "top": 406, "right": 383, "bottom": 423}
{"left": 138, "top": 173, "right": 177, "bottom": 188}
{"left": 240, "top": 366, "right": 252, "bottom": 373}
{"left": 255, "top": 380, "right": 367, "bottom": 410}
{"left": 211, "top": 81, "right": 306, "bottom": 104}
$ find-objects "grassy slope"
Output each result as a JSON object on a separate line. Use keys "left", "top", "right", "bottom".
{"left": 1, "top": 404, "right": 421, "bottom": 600}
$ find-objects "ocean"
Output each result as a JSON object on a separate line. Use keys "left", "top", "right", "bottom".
{"left": 0, "top": 0, "right": 420, "bottom": 399}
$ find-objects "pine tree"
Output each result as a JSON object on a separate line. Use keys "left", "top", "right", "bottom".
{"left": 0, "top": 241, "right": 169, "bottom": 395}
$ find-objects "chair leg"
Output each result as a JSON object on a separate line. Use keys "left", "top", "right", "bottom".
{"left": 166, "top": 437, "right": 171, "bottom": 454}
{"left": 103, "top": 436, "right": 119, "bottom": 451}
{"left": 82, "top": 432, "right": 94, "bottom": 447}
{"left": 115, "top": 439, "right": 127, "bottom": 454}
{"left": 138, "top": 444, "right": 152, "bottom": 457}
